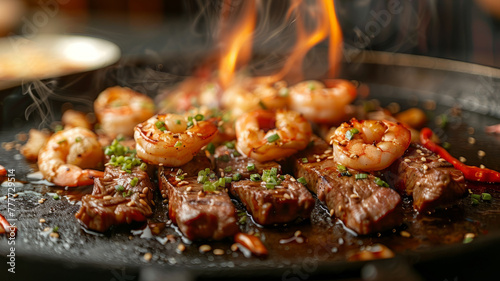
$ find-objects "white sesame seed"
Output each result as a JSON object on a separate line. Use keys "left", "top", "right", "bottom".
{"left": 416, "top": 182, "right": 421, "bottom": 186}
{"left": 213, "top": 249, "right": 224, "bottom": 256}
{"left": 420, "top": 157, "right": 427, "bottom": 162}
{"left": 290, "top": 178, "right": 296, "bottom": 182}
{"left": 478, "top": 150, "right": 486, "bottom": 158}
{"left": 127, "top": 201, "right": 135, "bottom": 207}
{"left": 468, "top": 137, "right": 476, "bottom": 144}
{"left": 465, "top": 233, "right": 475, "bottom": 239}
{"left": 283, "top": 193, "right": 291, "bottom": 199}
{"left": 330, "top": 209, "right": 335, "bottom": 216}
{"left": 177, "top": 243, "right": 186, "bottom": 252}
{"left": 416, "top": 149, "right": 422, "bottom": 154}
{"left": 231, "top": 243, "right": 239, "bottom": 252}
{"left": 459, "top": 156, "right": 467, "bottom": 163}
{"left": 178, "top": 180, "right": 189, "bottom": 186}
{"left": 143, "top": 252, "right": 152, "bottom": 262}
{"left": 186, "top": 186, "right": 192, "bottom": 192}
{"left": 480, "top": 164, "right": 486, "bottom": 169}
{"left": 468, "top": 127, "right": 475, "bottom": 134}
{"left": 50, "top": 232, "right": 60, "bottom": 239}
{"left": 350, "top": 194, "right": 359, "bottom": 199}
{"left": 199, "top": 245, "right": 212, "bottom": 253}
{"left": 400, "top": 231, "right": 411, "bottom": 238}
{"left": 294, "top": 230, "right": 302, "bottom": 237}
{"left": 438, "top": 158, "right": 446, "bottom": 162}
{"left": 404, "top": 158, "right": 411, "bottom": 163}
{"left": 39, "top": 218, "right": 46, "bottom": 223}
{"left": 103, "top": 195, "right": 113, "bottom": 200}
{"left": 423, "top": 164, "right": 428, "bottom": 170}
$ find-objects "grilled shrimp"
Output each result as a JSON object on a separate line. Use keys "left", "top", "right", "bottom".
{"left": 235, "top": 109, "right": 312, "bottom": 162}
{"left": 332, "top": 119, "right": 411, "bottom": 171}
{"left": 38, "top": 127, "right": 104, "bottom": 187}
{"left": 134, "top": 113, "right": 218, "bottom": 166}
{"left": 94, "top": 86, "right": 155, "bottom": 138}
{"left": 222, "top": 79, "right": 289, "bottom": 118}
{"left": 289, "top": 79, "right": 357, "bottom": 124}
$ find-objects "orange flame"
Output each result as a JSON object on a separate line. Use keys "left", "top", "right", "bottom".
{"left": 217, "top": 0, "right": 343, "bottom": 86}
{"left": 217, "top": 0, "right": 256, "bottom": 88}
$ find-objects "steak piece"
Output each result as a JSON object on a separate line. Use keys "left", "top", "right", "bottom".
{"left": 159, "top": 153, "right": 238, "bottom": 240}
{"left": 215, "top": 145, "right": 315, "bottom": 225}
{"left": 75, "top": 165, "right": 155, "bottom": 232}
{"left": 293, "top": 136, "right": 403, "bottom": 235}
{"left": 385, "top": 143, "right": 466, "bottom": 213}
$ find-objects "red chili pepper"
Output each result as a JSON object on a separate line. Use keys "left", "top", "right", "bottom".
{"left": 234, "top": 232, "right": 268, "bottom": 257}
{"left": 0, "top": 213, "right": 17, "bottom": 235}
{"left": 420, "top": 128, "right": 500, "bottom": 183}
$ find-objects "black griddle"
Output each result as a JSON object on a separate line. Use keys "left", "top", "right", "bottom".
{"left": 1, "top": 51, "right": 500, "bottom": 281}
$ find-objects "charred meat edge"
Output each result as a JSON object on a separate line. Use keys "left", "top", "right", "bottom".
{"left": 385, "top": 143, "right": 467, "bottom": 212}
{"left": 215, "top": 146, "right": 315, "bottom": 225}
{"left": 293, "top": 136, "right": 403, "bottom": 235}
{"left": 159, "top": 153, "right": 238, "bottom": 240}
{"left": 75, "top": 165, "right": 155, "bottom": 232}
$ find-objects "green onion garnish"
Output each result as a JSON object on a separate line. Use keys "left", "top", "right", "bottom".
{"left": 297, "top": 177, "right": 307, "bottom": 186}
{"left": 75, "top": 137, "right": 82, "bottom": 142}
{"left": 250, "top": 174, "right": 261, "bottom": 182}
{"left": 471, "top": 194, "right": 481, "bottom": 200}
{"left": 345, "top": 128, "right": 360, "bottom": 140}
{"left": 355, "top": 173, "right": 368, "bottom": 180}
{"left": 115, "top": 185, "right": 125, "bottom": 191}
{"left": 279, "top": 88, "right": 289, "bottom": 97}
{"left": 374, "top": 177, "right": 389, "bottom": 187}
{"left": 174, "top": 141, "right": 182, "bottom": 148}
{"left": 139, "top": 163, "right": 147, "bottom": 171}
{"left": 194, "top": 114, "right": 204, "bottom": 121}
{"left": 267, "top": 134, "right": 280, "bottom": 143}
{"left": 247, "top": 163, "right": 255, "bottom": 171}
{"left": 337, "top": 164, "right": 347, "bottom": 172}
{"left": 206, "top": 143, "right": 215, "bottom": 155}
{"left": 130, "top": 177, "right": 139, "bottom": 187}
{"left": 155, "top": 121, "right": 166, "bottom": 130}
{"left": 442, "top": 142, "right": 451, "bottom": 150}
{"left": 218, "top": 154, "right": 230, "bottom": 162}
{"left": 232, "top": 173, "right": 242, "bottom": 181}
{"left": 481, "top": 193, "right": 492, "bottom": 201}
{"left": 301, "top": 158, "right": 308, "bottom": 163}
{"left": 53, "top": 194, "right": 60, "bottom": 200}
{"left": 225, "top": 141, "right": 235, "bottom": 149}
{"left": 175, "top": 119, "right": 181, "bottom": 125}
{"left": 258, "top": 100, "right": 267, "bottom": 109}
{"left": 52, "top": 226, "right": 59, "bottom": 233}
{"left": 224, "top": 166, "right": 232, "bottom": 173}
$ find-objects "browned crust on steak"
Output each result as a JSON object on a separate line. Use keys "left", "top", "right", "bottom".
{"left": 215, "top": 146, "right": 315, "bottom": 225}
{"left": 75, "top": 165, "right": 155, "bottom": 232}
{"left": 293, "top": 136, "right": 403, "bottom": 235}
{"left": 385, "top": 143, "right": 466, "bottom": 212}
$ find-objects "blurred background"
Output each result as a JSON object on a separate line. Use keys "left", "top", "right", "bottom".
{"left": 0, "top": 0, "right": 499, "bottom": 68}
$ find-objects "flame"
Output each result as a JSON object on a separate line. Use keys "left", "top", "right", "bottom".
{"left": 217, "top": 0, "right": 343, "bottom": 87}
{"left": 217, "top": 0, "right": 256, "bottom": 88}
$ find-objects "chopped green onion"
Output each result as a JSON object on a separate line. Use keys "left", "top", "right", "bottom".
{"left": 471, "top": 194, "right": 481, "bottom": 200}
{"left": 139, "top": 163, "right": 147, "bottom": 171}
{"left": 340, "top": 171, "right": 352, "bottom": 177}
{"left": 57, "top": 139, "right": 67, "bottom": 144}
{"left": 297, "top": 177, "right": 307, "bottom": 186}
{"left": 218, "top": 155, "right": 230, "bottom": 162}
{"left": 481, "top": 193, "right": 492, "bottom": 201}
{"left": 115, "top": 185, "right": 124, "bottom": 191}
{"left": 52, "top": 226, "right": 59, "bottom": 233}
{"left": 224, "top": 166, "right": 232, "bottom": 173}
{"left": 232, "top": 173, "right": 242, "bottom": 181}
{"left": 174, "top": 141, "right": 182, "bottom": 148}
{"left": 232, "top": 150, "right": 241, "bottom": 157}
{"left": 307, "top": 82, "right": 316, "bottom": 91}
{"left": 186, "top": 120, "right": 194, "bottom": 128}
{"left": 75, "top": 137, "right": 82, "bottom": 142}
{"left": 247, "top": 163, "right": 255, "bottom": 171}
{"left": 374, "top": 177, "right": 389, "bottom": 187}
{"left": 224, "top": 176, "right": 232, "bottom": 184}
{"left": 301, "top": 158, "right": 308, "bottom": 163}
{"left": 197, "top": 174, "right": 207, "bottom": 184}
{"left": 203, "top": 182, "right": 216, "bottom": 192}
{"left": 471, "top": 198, "right": 479, "bottom": 205}
{"left": 175, "top": 119, "right": 181, "bottom": 125}
{"left": 194, "top": 114, "right": 204, "bottom": 121}
{"left": 206, "top": 143, "right": 215, "bottom": 155}
{"left": 155, "top": 121, "right": 166, "bottom": 129}
{"left": 238, "top": 215, "right": 247, "bottom": 224}
{"left": 225, "top": 141, "right": 235, "bottom": 149}
{"left": 53, "top": 194, "right": 60, "bottom": 200}
{"left": 267, "top": 134, "right": 280, "bottom": 143}
{"left": 355, "top": 173, "right": 368, "bottom": 180}
{"left": 130, "top": 177, "right": 139, "bottom": 187}
{"left": 345, "top": 128, "right": 360, "bottom": 140}
{"left": 54, "top": 124, "right": 64, "bottom": 132}
{"left": 437, "top": 114, "right": 448, "bottom": 129}
{"left": 250, "top": 174, "right": 261, "bottom": 182}
{"left": 337, "top": 164, "right": 347, "bottom": 172}
{"left": 463, "top": 236, "right": 474, "bottom": 244}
